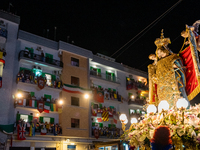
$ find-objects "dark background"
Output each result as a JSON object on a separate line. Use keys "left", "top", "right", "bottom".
{"left": 1, "top": 0, "right": 200, "bottom": 104}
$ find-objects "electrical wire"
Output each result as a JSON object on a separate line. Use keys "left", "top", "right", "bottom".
{"left": 110, "top": 0, "right": 183, "bottom": 59}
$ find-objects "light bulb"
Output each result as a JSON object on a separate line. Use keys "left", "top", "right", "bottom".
{"left": 59, "top": 100, "right": 63, "bottom": 105}
{"left": 124, "top": 119, "right": 128, "bottom": 124}
{"left": 17, "top": 93, "right": 22, "bottom": 98}
{"left": 131, "top": 118, "right": 138, "bottom": 124}
{"left": 176, "top": 98, "right": 188, "bottom": 109}
{"left": 147, "top": 104, "right": 157, "bottom": 114}
{"left": 119, "top": 114, "right": 127, "bottom": 122}
{"left": 158, "top": 100, "right": 169, "bottom": 112}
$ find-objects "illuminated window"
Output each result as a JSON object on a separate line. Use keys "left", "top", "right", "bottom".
{"left": 45, "top": 74, "right": 52, "bottom": 86}
{"left": 33, "top": 68, "right": 42, "bottom": 77}
{"left": 20, "top": 115, "right": 28, "bottom": 122}
{"left": 43, "top": 117, "right": 50, "bottom": 123}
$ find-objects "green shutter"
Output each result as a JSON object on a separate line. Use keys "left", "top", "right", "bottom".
{"left": 39, "top": 117, "right": 44, "bottom": 123}
{"left": 52, "top": 75, "right": 56, "bottom": 81}
{"left": 30, "top": 92, "right": 35, "bottom": 97}
{"left": 50, "top": 118, "right": 54, "bottom": 124}
{"left": 108, "top": 88, "right": 111, "bottom": 91}
{"left": 90, "top": 66, "right": 93, "bottom": 70}
{"left": 113, "top": 89, "right": 116, "bottom": 92}
{"left": 44, "top": 94, "right": 52, "bottom": 101}
{"left": 42, "top": 73, "right": 45, "bottom": 78}
{"left": 97, "top": 69, "right": 101, "bottom": 73}
{"left": 112, "top": 73, "right": 115, "bottom": 77}
{"left": 110, "top": 106, "right": 114, "bottom": 109}
{"left": 108, "top": 124, "right": 111, "bottom": 128}
{"left": 16, "top": 114, "right": 20, "bottom": 121}
{"left": 99, "top": 123, "right": 103, "bottom": 128}
{"left": 99, "top": 104, "right": 102, "bottom": 109}
{"left": 92, "top": 122, "right": 95, "bottom": 126}
{"left": 98, "top": 86, "right": 101, "bottom": 89}
{"left": 28, "top": 115, "right": 33, "bottom": 122}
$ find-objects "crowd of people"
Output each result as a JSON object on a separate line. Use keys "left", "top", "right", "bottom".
{"left": 126, "top": 78, "right": 148, "bottom": 91}
{"left": 16, "top": 69, "right": 63, "bottom": 89}
{"left": 92, "top": 125, "right": 121, "bottom": 139}
{"left": 15, "top": 118, "right": 62, "bottom": 136}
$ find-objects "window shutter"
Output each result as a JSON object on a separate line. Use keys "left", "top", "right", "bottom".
{"left": 108, "top": 124, "right": 111, "bottom": 128}
{"left": 39, "top": 117, "right": 44, "bottom": 123}
{"left": 99, "top": 103, "right": 102, "bottom": 109}
{"left": 30, "top": 92, "right": 35, "bottom": 97}
{"left": 52, "top": 75, "right": 56, "bottom": 81}
{"left": 97, "top": 69, "right": 101, "bottom": 73}
{"left": 98, "top": 85, "right": 101, "bottom": 89}
{"left": 50, "top": 118, "right": 54, "bottom": 124}
{"left": 108, "top": 88, "right": 111, "bottom": 92}
{"left": 90, "top": 66, "right": 93, "bottom": 70}
{"left": 92, "top": 122, "right": 95, "bottom": 126}
{"left": 16, "top": 114, "right": 20, "bottom": 121}
{"left": 99, "top": 123, "right": 103, "bottom": 128}
{"left": 28, "top": 115, "right": 33, "bottom": 122}
{"left": 44, "top": 94, "right": 52, "bottom": 101}
{"left": 113, "top": 89, "right": 116, "bottom": 92}
{"left": 111, "top": 73, "right": 115, "bottom": 77}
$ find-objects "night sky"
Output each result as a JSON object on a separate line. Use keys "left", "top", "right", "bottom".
{"left": 1, "top": 0, "right": 200, "bottom": 103}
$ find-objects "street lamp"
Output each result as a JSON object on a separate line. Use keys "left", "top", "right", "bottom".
{"left": 84, "top": 94, "right": 89, "bottom": 99}
{"left": 59, "top": 100, "right": 63, "bottom": 105}
{"left": 16, "top": 93, "right": 22, "bottom": 98}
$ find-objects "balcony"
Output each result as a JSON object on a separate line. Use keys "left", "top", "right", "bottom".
{"left": 0, "top": 27, "right": 7, "bottom": 43}
{"left": 128, "top": 99, "right": 146, "bottom": 106}
{"left": 90, "top": 70, "right": 120, "bottom": 84}
{"left": 18, "top": 50, "right": 63, "bottom": 69}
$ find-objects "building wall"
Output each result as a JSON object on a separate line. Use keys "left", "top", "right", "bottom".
{"left": 60, "top": 51, "right": 89, "bottom": 137}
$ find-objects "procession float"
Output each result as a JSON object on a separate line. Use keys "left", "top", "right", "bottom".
{"left": 120, "top": 20, "right": 200, "bottom": 150}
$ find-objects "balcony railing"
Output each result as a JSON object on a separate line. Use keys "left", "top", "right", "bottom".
{"left": 18, "top": 50, "right": 63, "bottom": 68}
{"left": 128, "top": 99, "right": 146, "bottom": 105}
{"left": 90, "top": 70, "right": 120, "bottom": 83}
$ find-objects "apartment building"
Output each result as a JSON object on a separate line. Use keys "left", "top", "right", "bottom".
{"left": 0, "top": 10, "right": 148, "bottom": 150}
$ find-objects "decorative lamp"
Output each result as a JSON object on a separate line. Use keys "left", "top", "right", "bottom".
{"left": 131, "top": 95, "right": 134, "bottom": 99}
{"left": 119, "top": 114, "right": 127, "bottom": 122}
{"left": 124, "top": 118, "right": 128, "bottom": 124}
{"left": 131, "top": 118, "right": 138, "bottom": 124}
{"left": 147, "top": 104, "right": 157, "bottom": 114}
{"left": 176, "top": 98, "right": 188, "bottom": 109}
{"left": 158, "top": 100, "right": 169, "bottom": 112}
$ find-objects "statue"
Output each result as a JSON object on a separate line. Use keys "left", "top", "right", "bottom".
{"left": 148, "top": 22, "right": 200, "bottom": 107}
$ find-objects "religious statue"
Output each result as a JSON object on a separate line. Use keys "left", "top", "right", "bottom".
{"left": 148, "top": 21, "right": 200, "bottom": 107}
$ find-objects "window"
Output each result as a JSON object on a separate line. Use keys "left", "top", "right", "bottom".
{"left": 129, "top": 109, "right": 135, "bottom": 114}
{"left": 71, "top": 118, "right": 79, "bottom": 128}
{"left": 71, "top": 97, "right": 79, "bottom": 106}
{"left": 43, "top": 117, "right": 50, "bottom": 123}
{"left": 20, "top": 115, "right": 28, "bottom": 122}
{"left": 71, "top": 57, "right": 79, "bottom": 67}
{"left": 45, "top": 74, "right": 52, "bottom": 86}
{"left": 71, "top": 76, "right": 79, "bottom": 86}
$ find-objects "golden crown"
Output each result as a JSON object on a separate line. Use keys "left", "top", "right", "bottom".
{"left": 154, "top": 29, "right": 171, "bottom": 48}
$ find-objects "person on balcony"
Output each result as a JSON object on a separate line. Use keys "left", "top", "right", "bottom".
{"left": 41, "top": 51, "right": 45, "bottom": 62}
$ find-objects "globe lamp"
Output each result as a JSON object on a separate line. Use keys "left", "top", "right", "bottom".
{"left": 176, "top": 98, "right": 188, "bottom": 109}
{"left": 147, "top": 104, "right": 157, "bottom": 114}
{"left": 158, "top": 100, "right": 169, "bottom": 112}
{"left": 119, "top": 114, "right": 127, "bottom": 122}
{"left": 131, "top": 118, "right": 138, "bottom": 124}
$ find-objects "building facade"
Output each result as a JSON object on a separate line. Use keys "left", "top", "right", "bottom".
{"left": 0, "top": 11, "right": 148, "bottom": 150}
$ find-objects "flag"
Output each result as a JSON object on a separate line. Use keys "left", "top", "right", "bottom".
{"left": 44, "top": 102, "right": 50, "bottom": 113}
{"left": 102, "top": 110, "right": 109, "bottom": 121}
{"left": 92, "top": 108, "right": 97, "bottom": 116}
{"left": 63, "top": 84, "right": 91, "bottom": 94}
{"left": 50, "top": 103, "right": 56, "bottom": 112}
{"left": 37, "top": 102, "right": 44, "bottom": 113}
{"left": 97, "top": 118, "right": 102, "bottom": 122}
{"left": 29, "top": 100, "right": 37, "bottom": 108}
{"left": 94, "top": 90, "right": 104, "bottom": 103}
{"left": 18, "top": 99, "right": 26, "bottom": 106}
{"left": 180, "top": 45, "right": 200, "bottom": 100}
{"left": 114, "top": 119, "right": 117, "bottom": 124}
